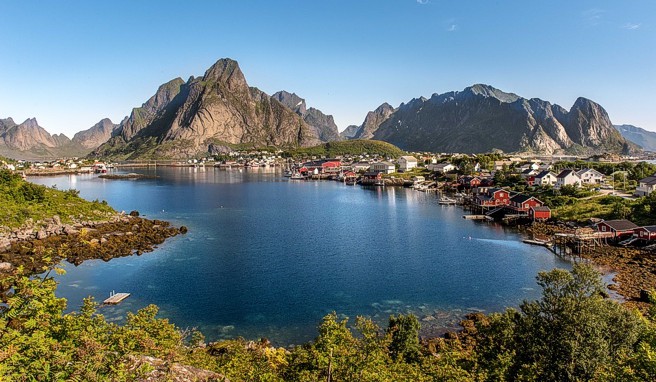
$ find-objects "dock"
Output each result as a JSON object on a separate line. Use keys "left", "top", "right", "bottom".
{"left": 463, "top": 215, "right": 487, "bottom": 220}
{"left": 523, "top": 239, "right": 552, "bottom": 247}
{"left": 103, "top": 291, "right": 131, "bottom": 305}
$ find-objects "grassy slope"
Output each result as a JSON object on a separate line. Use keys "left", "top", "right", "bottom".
{"left": 0, "top": 170, "right": 115, "bottom": 228}
{"left": 289, "top": 139, "right": 405, "bottom": 158}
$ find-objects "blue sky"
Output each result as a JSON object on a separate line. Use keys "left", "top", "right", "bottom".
{"left": 1, "top": 0, "right": 654, "bottom": 136}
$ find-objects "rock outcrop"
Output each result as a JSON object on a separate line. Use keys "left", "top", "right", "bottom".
{"left": 370, "top": 84, "right": 636, "bottom": 154}
{"left": 93, "top": 59, "right": 320, "bottom": 159}
{"left": 352, "top": 103, "right": 395, "bottom": 140}
{"left": 272, "top": 90, "right": 341, "bottom": 142}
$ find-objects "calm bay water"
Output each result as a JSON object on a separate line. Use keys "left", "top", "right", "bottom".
{"left": 31, "top": 167, "right": 571, "bottom": 344}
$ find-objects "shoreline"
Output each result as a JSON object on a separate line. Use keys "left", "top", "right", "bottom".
{"left": 0, "top": 211, "right": 186, "bottom": 281}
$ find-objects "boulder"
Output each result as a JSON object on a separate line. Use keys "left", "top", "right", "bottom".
{"left": 36, "top": 229, "right": 48, "bottom": 240}
{"left": 0, "top": 262, "right": 12, "bottom": 272}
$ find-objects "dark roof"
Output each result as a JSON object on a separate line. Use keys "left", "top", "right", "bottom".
{"left": 363, "top": 171, "right": 381, "bottom": 177}
{"left": 640, "top": 225, "right": 656, "bottom": 233}
{"left": 639, "top": 176, "right": 656, "bottom": 185}
{"left": 535, "top": 170, "right": 553, "bottom": 178}
{"left": 598, "top": 219, "right": 639, "bottom": 231}
{"left": 510, "top": 194, "right": 536, "bottom": 203}
{"left": 530, "top": 206, "right": 551, "bottom": 212}
{"left": 556, "top": 169, "right": 575, "bottom": 178}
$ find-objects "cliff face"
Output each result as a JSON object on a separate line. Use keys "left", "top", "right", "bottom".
{"left": 370, "top": 85, "right": 635, "bottom": 154}
{"left": 72, "top": 118, "right": 118, "bottom": 149}
{"left": 352, "top": 103, "right": 395, "bottom": 140}
{"left": 272, "top": 91, "right": 341, "bottom": 142}
{"left": 94, "top": 59, "right": 320, "bottom": 159}
{"left": 615, "top": 124, "right": 656, "bottom": 152}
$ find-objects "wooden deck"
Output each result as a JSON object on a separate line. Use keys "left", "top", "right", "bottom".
{"left": 103, "top": 292, "right": 131, "bottom": 305}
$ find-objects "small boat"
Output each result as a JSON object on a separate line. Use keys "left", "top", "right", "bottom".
{"left": 284, "top": 170, "right": 292, "bottom": 177}
{"left": 438, "top": 196, "right": 457, "bottom": 205}
{"left": 290, "top": 172, "right": 305, "bottom": 180}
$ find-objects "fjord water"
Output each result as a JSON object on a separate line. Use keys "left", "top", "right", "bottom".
{"left": 32, "top": 168, "right": 570, "bottom": 344}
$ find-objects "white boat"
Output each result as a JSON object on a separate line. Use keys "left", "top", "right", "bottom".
{"left": 290, "top": 172, "right": 305, "bottom": 180}
{"left": 438, "top": 196, "right": 457, "bottom": 205}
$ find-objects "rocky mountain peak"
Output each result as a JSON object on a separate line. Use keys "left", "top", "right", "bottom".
{"left": 272, "top": 91, "right": 307, "bottom": 115}
{"left": 463, "top": 84, "right": 520, "bottom": 103}
{"left": 72, "top": 118, "right": 118, "bottom": 149}
{"left": 202, "top": 58, "right": 247, "bottom": 91}
{"left": 352, "top": 102, "right": 396, "bottom": 140}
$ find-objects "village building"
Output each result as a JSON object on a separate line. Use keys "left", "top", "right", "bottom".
{"left": 350, "top": 161, "right": 371, "bottom": 172}
{"left": 576, "top": 168, "right": 605, "bottom": 185}
{"left": 555, "top": 169, "right": 581, "bottom": 189}
{"left": 398, "top": 156, "right": 418, "bottom": 172}
{"left": 458, "top": 175, "right": 481, "bottom": 188}
{"left": 529, "top": 206, "right": 551, "bottom": 221}
{"left": 474, "top": 187, "right": 511, "bottom": 208}
{"left": 595, "top": 219, "right": 639, "bottom": 239}
{"left": 370, "top": 161, "right": 396, "bottom": 174}
{"left": 635, "top": 174, "right": 656, "bottom": 196}
{"left": 427, "top": 162, "right": 456, "bottom": 173}
{"left": 509, "top": 194, "right": 544, "bottom": 212}
{"left": 534, "top": 171, "right": 558, "bottom": 186}
{"left": 634, "top": 226, "right": 656, "bottom": 242}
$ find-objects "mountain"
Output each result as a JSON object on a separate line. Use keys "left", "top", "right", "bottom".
{"left": 370, "top": 84, "right": 635, "bottom": 155}
{"left": 272, "top": 91, "right": 341, "bottom": 142}
{"left": 72, "top": 118, "right": 118, "bottom": 149}
{"left": 340, "top": 125, "right": 359, "bottom": 139}
{"left": 615, "top": 124, "right": 656, "bottom": 152}
{"left": 0, "top": 117, "right": 116, "bottom": 159}
{"left": 93, "top": 59, "right": 320, "bottom": 159}
{"left": 352, "top": 103, "right": 395, "bottom": 140}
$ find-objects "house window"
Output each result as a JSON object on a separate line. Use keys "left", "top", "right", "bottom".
{"left": 601, "top": 226, "right": 606, "bottom": 232}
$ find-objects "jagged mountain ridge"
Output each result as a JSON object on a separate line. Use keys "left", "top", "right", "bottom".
{"left": 94, "top": 59, "right": 321, "bottom": 159}
{"left": 370, "top": 84, "right": 635, "bottom": 154}
{"left": 0, "top": 117, "right": 117, "bottom": 159}
{"left": 271, "top": 91, "right": 341, "bottom": 142}
{"left": 615, "top": 124, "right": 656, "bottom": 152}
{"left": 352, "top": 103, "right": 395, "bottom": 140}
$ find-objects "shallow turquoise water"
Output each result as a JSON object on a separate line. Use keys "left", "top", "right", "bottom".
{"left": 32, "top": 167, "right": 571, "bottom": 344}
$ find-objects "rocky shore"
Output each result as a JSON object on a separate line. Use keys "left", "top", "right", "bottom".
{"left": 0, "top": 212, "right": 186, "bottom": 279}
{"left": 526, "top": 222, "right": 656, "bottom": 311}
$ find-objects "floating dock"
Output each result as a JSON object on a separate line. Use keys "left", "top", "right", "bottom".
{"left": 463, "top": 215, "right": 487, "bottom": 220}
{"left": 523, "top": 239, "right": 552, "bottom": 247}
{"left": 103, "top": 292, "right": 131, "bottom": 305}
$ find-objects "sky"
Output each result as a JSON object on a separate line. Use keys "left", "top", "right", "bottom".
{"left": 0, "top": 0, "right": 654, "bottom": 136}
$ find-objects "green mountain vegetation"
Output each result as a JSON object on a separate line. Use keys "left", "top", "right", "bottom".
{"left": 287, "top": 140, "right": 405, "bottom": 158}
{"left": 0, "top": 170, "right": 114, "bottom": 228}
{"left": 1, "top": 263, "right": 655, "bottom": 381}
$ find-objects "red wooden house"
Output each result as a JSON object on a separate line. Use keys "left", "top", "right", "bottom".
{"left": 634, "top": 226, "right": 656, "bottom": 242}
{"left": 475, "top": 188, "right": 511, "bottom": 208}
{"left": 529, "top": 206, "right": 551, "bottom": 221}
{"left": 458, "top": 176, "right": 481, "bottom": 188}
{"left": 509, "top": 194, "right": 544, "bottom": 212}
{"left": 322, "top": 161, "right": 342, "bottom": 174}
{"left": 595, "top": 220, "right": 639, "bottom": 239}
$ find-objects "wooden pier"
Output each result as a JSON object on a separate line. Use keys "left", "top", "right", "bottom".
{"left": 103, "top": 292, "right": 131, "bottom": 305}
{"left": 463, "top": 215, "right": 487, "bottom": 220}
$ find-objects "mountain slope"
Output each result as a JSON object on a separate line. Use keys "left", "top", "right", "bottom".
{"left": 615, "top": 124, "right": 656, "bottom": 152}
{"left": 272, "top": 91, "right": 341, "bottom": 142}
{"left": 93, "top": 59, "right": 319, "bottom": 159}
{"left": 352, "top": 103, "right": 395, "bottom": 140}
{"left": 340, "top": 125, "right": 359, "bottom": 139}
{"left": 370, "top": 84, "right": 634, "bottom": 154}
{"left": 72, "top": 118, "right": 118, "bottom": 149}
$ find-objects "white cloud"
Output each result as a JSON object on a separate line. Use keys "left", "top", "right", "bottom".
{"left": 582, "top": 8, "right": 605, "bottom": 26}
{"left": 447, "top": 24, "right": 458, "bottom": 32}
{"left": 417, "top": 0, "right": 429, "bottom": 4}
{"left": 622, "top": 22, "right": 641, "bottom": 30}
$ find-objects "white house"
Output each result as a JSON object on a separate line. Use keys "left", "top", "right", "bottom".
{"left": 534, "top": 171, "right": 558, "bottom": 186}
{"left": 576, "top": 168, "right": 605, "bottom": 184}
{"left": 635, "top": 174, "right": 656, "bottom": 196}
{"left": 555, "top": 169, "right": 581, "bottom": 188}
{"left": 350, "top": 161, "right": 371, "bottom": 172}
{"left": 427, "top": 162, "right": 456, "bottom": 173}
{"left": 370, "top": 161, "right": 396, "bottom": 174}
{"left": 397, "top": 156, "right": 418, "bottom": 172}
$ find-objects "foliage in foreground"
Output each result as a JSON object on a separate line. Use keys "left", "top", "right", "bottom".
{"left": 0, "top": 169, "right": 115, "bottom": 228}
{"left": 1, "top": 264, "right": 656, "bottom": 381}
